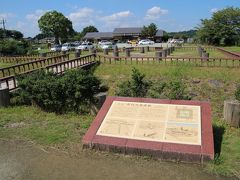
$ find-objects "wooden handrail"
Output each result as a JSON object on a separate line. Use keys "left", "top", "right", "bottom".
{"left": 0, "top": 54, "right": 96, "bottom": 90}
{"left": 0, "top": 54, "right": 69, "bottom": 78}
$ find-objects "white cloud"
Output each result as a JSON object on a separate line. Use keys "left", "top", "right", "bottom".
{"left": 0, "top": 13, "right": 15, "bottom": 19}
{"left": 68, "top": 9, "right": 133, "bottom": 31}
{"left": 210, "top": 8, "right": 219, "bottom": 13}
{"left": 145, "top": 6, "right": 168, "bottom": 20}
{"left": 68, "top": 8, "right": 96, "bottom": 30}
{"left": 68, "top": 8, "right": 94, "bottom": 22}
{"left": 25, "top": 9, "right": 46, "bottom": 21}
{"left": 101, "top": 11, "right": 132, "bottom": 22}
{"left": 100, "top": 11, "right": 133, "bottom": 29}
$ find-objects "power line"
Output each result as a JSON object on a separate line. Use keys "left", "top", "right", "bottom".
{"left": 0, "top": 18, "right": 7, "bottom": 38}
{"left": 0, "top": 18, "right": 6, "bottom": 30}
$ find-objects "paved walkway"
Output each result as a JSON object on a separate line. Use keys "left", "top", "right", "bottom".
{"left": 0, "top": 139, "right": 232, "bottom": 180}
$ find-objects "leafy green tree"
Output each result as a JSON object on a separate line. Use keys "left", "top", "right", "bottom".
{"left": 38, "top": 11, "right": 74, "bottom": 44}
{"left": 0, "top": 29, "right": 23, "bottom": 40}
{"left": 33, "top": 33, "right": 48, "bottom": 40}
{"left": 0, "top": 39, "right": 29, "bottom": 55}
{"left": 81, "top": 25, "right": 98, "bottom": 37}
{"left": 197, "top": 7, "right": 240, "bottom": 45}
{"left": 141, "top": 23, "right": 158, "bottom": 38}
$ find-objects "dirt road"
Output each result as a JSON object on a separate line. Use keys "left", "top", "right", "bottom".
{"left": 0, "top": 139, "right": 232, "bottom": 180}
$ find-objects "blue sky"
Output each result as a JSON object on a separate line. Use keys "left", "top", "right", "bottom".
{"left": 0, "top": 0, "right": 239, "bottom": 37}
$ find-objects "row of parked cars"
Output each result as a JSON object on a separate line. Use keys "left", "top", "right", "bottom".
{"left": 50, "top": 40, "right": 116, "bottom": 52}
{"left": 127, "top": 39, "right": 155, "bottom": 45}
{"left": 50, "top": 42, "right": 95, "bottom": 52}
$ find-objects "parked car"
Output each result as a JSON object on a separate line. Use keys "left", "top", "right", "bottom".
{"left": 75, "top": 42, "right": 94, "bottom": 50}
{"left": 61, "top": 43, "right": 75, "bottom": 51}
{"left": 99, "top": 40, "right": 112, "bottom": 46}
{"left": 128, "top": 40, "right": 138, "bottom": 45}
{"left": 72, "top": 41, "right": 81, "bottom": 46}
{"left": 50, "top": 44, "right": 62, "bottom": 52}
{"left": 99, "top": 41, "right": 113, "bottom": 49}
{"left": 138, "top": 39, "right": 154, "bottom": 45}
{"left": 101, "top": 44, "right": 117, "bottom": 50}
{"left": 168, "top": 39, "right": 184, "bottom": 44}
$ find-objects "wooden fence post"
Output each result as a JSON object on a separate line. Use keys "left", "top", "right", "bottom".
{"left": 0, "top": 88, "right": 10, "bottom": 107}
{"left": 224, "top": 100, "right": 240, "bottom": 128}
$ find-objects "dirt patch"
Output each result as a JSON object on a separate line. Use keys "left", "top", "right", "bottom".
{"left": 0, "top": 139, "right": 233, "bottom": 180}
{"left": 4, "top": 122, "right": 26, "bottom": 129}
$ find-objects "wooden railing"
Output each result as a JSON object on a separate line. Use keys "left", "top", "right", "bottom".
{"left": 216, "top": 47, "right": 240, "bottom": 58}
{"left": 96, "top": 54, "right": 240, "bottom": 67}
{"left": 0, "top": 54, "right": 69, "bottom": 78}
{"left": 46, "top": 54, "right": 96, "bottom": 74}
{"left": 175, "top": 46, "right": 217, "bottom": 51}
{"left": 0, "top": 54, "right": 96, "bottom": 90}
{"left": 0, "top": 52, "right": 62, "bottom": 63}
{"left": 0, "top": 56, "right": 42, "bottom": 63}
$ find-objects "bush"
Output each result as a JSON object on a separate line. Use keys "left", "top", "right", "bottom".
{"left": 0, "top": 39, "right": 29, "bottom": 55}
{"left": 147, "top": 79, "right": 191, "bottom": 100}
{"left": 147, "top": 82, "right": 166, "bottom": 98}
{"left": 116, "top": 68, "right": 151, "bottom": 97}
{"left": 235, "top": 85, "right": 240, "bottom": 101}
{"left": 165, "top": 80, "right": 191, "bottom": 100}
{"left": 15, "top": 69, "right": 103, "bottom": 113}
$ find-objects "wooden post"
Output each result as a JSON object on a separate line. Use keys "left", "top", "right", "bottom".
{"left": 75, "top": 50, "right": 80, "bottom": 58}
{"left": 40, "top": 52, "right": 47, "bottom": 58}
{"left": 0, "top": 88, "right": 10, "bottom": 107}
{"left": 146, "top": 46, "right": 150, "bottom": 52}
{"left": 90, "top": 92, "right": 107, "bottom": 115}
{"left": 140, "top": 47, "right": 145, "bottom": 53}
{"left": 224, "top": 100, "right": 240, "bottom": 128}
{"left": 103, "top": 48, "right": 108, "bottom": 55}
{"left": 125, "top": 48, "right": 131, "bottom": 57}
{"left": 113, "top": 46, "right": 119, "bottom": 60}
{"left": 155, "top": 51, "right": 161, "bottom": 61}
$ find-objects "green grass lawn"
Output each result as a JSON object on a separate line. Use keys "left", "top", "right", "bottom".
{"left": 223, "top": 46, "right": 240, "bottom": 52}
{"left": 0, "top": 62, "right": 16, "bottom": 68}
{"left": 0, "top": 106, "right": 94, "bottom": 145}
{"left": 171, "top": 48, "right": 228, "bottom": 58}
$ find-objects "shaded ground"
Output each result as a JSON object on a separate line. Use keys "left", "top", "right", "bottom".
{"left": 0, "top": 139, "right": 232, "bottom": 180}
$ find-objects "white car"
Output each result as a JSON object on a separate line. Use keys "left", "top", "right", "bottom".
{"left": 50, "top": 44, "right": 62, "bottom": 52}
{"left": 61, "top": 43, "right": 75, "bottom": 51}
{"left": 76, "top": 42, "right": 94, "bottom": 50}
{"left": 99, "top": 40, "right": 112, "bottom": 46}
{"left": 100, "top": 42, "right": 113, "bottom": 49}
{"left": 138, "top": 39, "right": 154, "bottom": 45}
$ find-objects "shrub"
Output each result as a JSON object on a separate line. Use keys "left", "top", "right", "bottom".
{"left": 235, "top": 85, "right": 240, "bottom": 101}
{"left": 0, "top": 39, "right": 29, "bottom": 55}
{"left": 147, "top": 82, "right": 167, "bottom": 98}
{"left": 165, "top": 79, "right": 191, "bottom": 100}
{"left": 148, "top": 79, "right": 191, "bottom": 100}
{"left": 15, "top": 69, "right": 103, "bottom": 113}
{"left": 116, "top": 68, "right": 151, "bottom": 97}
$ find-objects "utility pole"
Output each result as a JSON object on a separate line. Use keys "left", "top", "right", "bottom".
{"left": 0, "top": 18, "right": 7, "bottom": 38}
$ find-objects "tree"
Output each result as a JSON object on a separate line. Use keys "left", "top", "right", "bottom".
{"left": 0, "top": 39, "right": 29, "bottom": 55}
{"left": 197, "top": 7, "right": 240, "bottom": 45}
{"left": 81, "top": 25, "right": 98, "bottom": 37}
{"left": 38, "top": 11, "right": 74, "bottom": 44}
{"left": 0, "top": 29, "right": 23, "bottom": 40}
{"left": 141, "top": 23, "right": 158, "bottom": 38}
{"left": 33, "top": 33, "right": 48, "bottom": 40}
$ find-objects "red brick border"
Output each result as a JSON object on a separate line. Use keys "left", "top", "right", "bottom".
{"left": 82, "top": 96, "right": 214, "bottom": 163}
